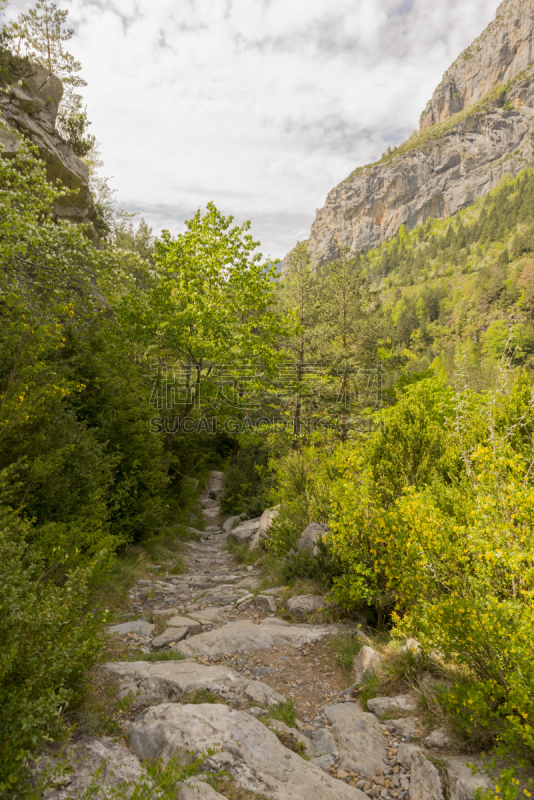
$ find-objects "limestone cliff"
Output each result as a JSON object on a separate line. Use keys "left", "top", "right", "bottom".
{"left": 420, "top": 0, "right": 534, "bottom": 130}
{"left": 0, "top": 63, "right": 92, "bottom": 225}
{"left": 292, "top": 0, "right": 534, "bottom": 273}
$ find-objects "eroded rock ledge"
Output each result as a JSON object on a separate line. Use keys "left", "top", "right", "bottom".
{"left": 0, "top": 63, "right": 91, "bottom": 225}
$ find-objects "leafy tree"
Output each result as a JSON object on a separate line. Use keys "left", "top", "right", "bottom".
{"left": 120, "top": 202, "right": 292, "bottom": 466}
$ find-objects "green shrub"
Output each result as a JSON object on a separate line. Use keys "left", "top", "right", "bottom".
{"left": 0, "top": 504, "right": 106, "bottom": 796}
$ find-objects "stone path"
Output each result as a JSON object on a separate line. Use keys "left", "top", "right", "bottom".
{"left": 103, "top": 471, "right": 421, "bottom": 799}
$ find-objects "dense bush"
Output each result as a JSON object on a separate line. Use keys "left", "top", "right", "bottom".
{"left": 0, "top": 503, "right": 105, "bottom": 796}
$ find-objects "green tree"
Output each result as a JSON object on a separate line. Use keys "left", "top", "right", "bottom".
{"left": 120, "top": 202, "right": 292, "bottom": 467}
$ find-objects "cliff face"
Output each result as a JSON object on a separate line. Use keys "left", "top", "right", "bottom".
{"left": 294, "top": 0, "right": 534, "bottom": 273}
{"left": 0, "top": 63, "right": 92, "bottom": 224}
{"left": 420, "top": 0, "right": 534, "bottom": 130}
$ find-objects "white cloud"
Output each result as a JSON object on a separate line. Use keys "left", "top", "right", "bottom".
{"left": 7, "top": 0, "right": 500, "bottom": 258}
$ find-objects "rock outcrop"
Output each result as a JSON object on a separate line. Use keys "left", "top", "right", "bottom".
{"left": 0, "top": 63, "right": 92, "bottom": 225}
{"left": 289, "top": 1, "right": 534, "bottom": 272}
{"left": 420, "top": 0, "right": 534, "bottom": 130}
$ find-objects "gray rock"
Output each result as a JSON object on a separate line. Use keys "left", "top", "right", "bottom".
{"left": 227, "top": 517, "right": 262, "bottom": 544}
{"left": 174, "top": 619, "right": 337, "bottom": 658}
{"left": 384, "top": 718, "right": 419, "bottom": 738}
{"left": 297, "top": 522, "right": 327, "bottom": 555}
{"left": 325, "top": 703, "right": 386, "bottom": 775}
{"left": 152, "top": 608, "right": 180, "bottom": 618}
{"left": 179, "top": 780, "right": 227, "bottom": 799}
{"left": 367, "top": 695, "right": 417, "bottom": 717}
{"left": 312, "top": 754, "right": 336, "bottom": 772}
{"left": 397, "top": 744, "right": 444, "bottom": 800}
{"left": 444, "top": 756, "right": 494, "bottom": 800}
{"left": 107, "top": 620, "right": 155, "bottom": 637}
{"left": 37, "top": 735, "right": 146, "bottom": 799}
{"left": 187, "top": 609, "right": 221, "bottom": 623}
{"left": 222, "top": 515, "right": 242, "bottom": 534}
{"left": 313, "top": 727, "right": 338, "bottom": 757}
{"left": 103, "top": 659, "right": 285, "bottom": 708}
{"left": 151, "top": 627, "right": 189, "bottom": 648}
{"left": 255, "top": 595, "right": 277, "bottom": 613}
{"left": 166, "top": 615, "right": 202, "bottom": 631}
{"left": 353, "top": 646, "right": 382, "bottom": 684}
{"left": 286, "top": 595, "right": 325, "bottom": 615}
{"left": 260, "top": 506, "right": 280, "bottom": 536}
{"left": 424, "top": 728, "right": 451, "bottom": 749}
{"left": 127, "top": 703, "right": 366, "bottom": 800}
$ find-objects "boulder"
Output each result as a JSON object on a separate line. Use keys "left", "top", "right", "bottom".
{"left": 222, "top": 515, "right": 242, "bottom": 534}
{"left": 174, "top": 619, "right": 337, "bottom": 658}
{"left": 255, "top": 595, "right": 276, "bottom": 614}
{"left": 258, "top": 506, "right": 280, "bottom": 541}
{"left": 103, "top": 659, "right": 285, "bottom": 708}
{"left": 151, "top": 627, "right": 189, "bottom": 648}
{"left": 384, "top": 718, "right": 419, "bottom": 738}
{"left": 227, "top": 517, "right": 262, "bottom": 544}
{"left": 444, "top": 756, "right": 495, "bottom": 800}
{"left": 324, "top": 703, "right": 387, "bottom": 775}
{"left": 127, "top": 702, "right": 367, "bottom": 800}
{"left": 396, "top": 744, "right": 445, "bottom": 800}
{"left": 352, "top": 646, "right": 382, "bottom": 684}
{"left": 107, "top": 620, "right": 155, "bottom": 637}
{"left": 367, "top": 695, "right": 417, "bottom": 717}
{"left": 424, "top": 728, "right": 451, "bottom": 748}
{"left": 297, "top": 522, "right": 327, "bottom": 555}
{"left": 37, "top": 735, "right": 146, "bottom": 799}
{"left": 286, "top": 595, "right": 325, "bottom": 615}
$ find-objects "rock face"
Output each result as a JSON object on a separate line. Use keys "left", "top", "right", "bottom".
{"left": 420, "top": 0, "right": 534, "bottom": 130}
{"left": 288, "top": 1, "right": 534, "bottom": 271}
{"left": 297, "top": 522, "right": 327, "bottom": 555}
{"left": 0, "top": 64, "right": 92, "bottom": 224}
{"left": 324, "top": 703, "right": 387, "bottom": 775}
{"left": 127, "top": 702, "right": 367, "bottom": 800}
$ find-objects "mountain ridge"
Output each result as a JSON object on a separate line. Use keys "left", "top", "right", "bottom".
{"left": 285, "top": 0, "right": 534, "bottom": 275}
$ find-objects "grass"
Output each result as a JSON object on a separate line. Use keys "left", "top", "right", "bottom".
{"left": 208, "top": 775, "right": 269, "bottom": 800}
{"left": 179, "top": 689, "right": 227, "bottom": 705}
{"left": 330, "top": 631, "right": 364, "bottom": 674}
{"left": 226, "top": 538, "right": 264, "bottom": 566}
{"left": 269, "top": 699, "right": 296, "bottom": 728}
{"left": 126, "top": 649, "right": 187, "bottom": 663}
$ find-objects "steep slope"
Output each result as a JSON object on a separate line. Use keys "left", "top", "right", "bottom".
{"left": 291, "top": 0, "right": 534, "bottom": 273}
{"left": 420, "top": 0, "right": 534, "bottom": 130}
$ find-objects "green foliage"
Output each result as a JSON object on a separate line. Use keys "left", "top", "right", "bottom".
{"left": 0, "top": 503, "right": 105, "bottom": 796}
{"left": 221, "top": 439, "right": 272, "bottom": 517}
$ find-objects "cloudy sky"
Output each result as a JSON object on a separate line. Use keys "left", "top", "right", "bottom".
{"left": 7, "top": 0, "right": 500, "bottom": 259}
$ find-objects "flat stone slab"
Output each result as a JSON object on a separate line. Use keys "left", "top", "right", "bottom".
{"left": 152, "top": 627, "right": 189, "bottom": 647}
{"left": 103, "top": 659, "right": 285, "bottom": 708}
{"left": 187, "top": 609, "right": 221, "bottom": 623}
{"left": 367, "top": 695, "right": 417, "bottom": 716}
{"left": 107, "top": 620, "right": 155, "bottom": 636}
{"left": 325, "top": 703, "right": 387, "bottom": 776}
{"left": 166, "top": 615, "right": 202, "bottom": 630}
{"left": 127, "top": 703, "right": 367, "bottom": 800}
{"left": 175, "top": 619, "right": 338, "bottom": 657}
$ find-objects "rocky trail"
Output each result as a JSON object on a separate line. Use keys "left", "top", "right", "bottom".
{"left": 46, "top": 472, "right": 497, "bottom": 800}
